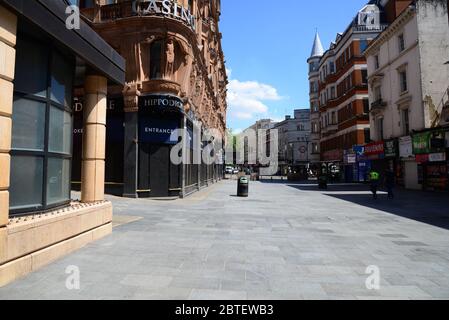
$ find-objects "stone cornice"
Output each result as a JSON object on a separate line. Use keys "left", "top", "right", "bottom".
{"left": 364, "top": 6, "right": 416, "bottom": 57}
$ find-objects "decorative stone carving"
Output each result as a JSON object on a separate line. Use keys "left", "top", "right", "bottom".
{"left": 164, "top": 38, "right": 175, "bottom": 79}
{"left": 141, "top": 79, "right": 181, "bottom": 96}
{"left": 122, "top": 82, "right": 141, "bottom": 112}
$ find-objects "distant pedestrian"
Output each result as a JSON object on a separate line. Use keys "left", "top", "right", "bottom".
{"left": 385, "top": 170, "right": 395, "bottom": 199}
{"left": 369, "top": 170, "right": 380, "bottom": 200}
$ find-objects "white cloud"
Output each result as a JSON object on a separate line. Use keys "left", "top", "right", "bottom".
{"left": 226, "top": 78, "right": 283, "bottom": 122}
{"left": 226, "top": 68, "right": 232, "bottom": 78}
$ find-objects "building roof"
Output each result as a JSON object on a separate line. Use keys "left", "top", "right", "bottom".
{"left": 310, "top": 32, "right": 324, "bottom": 58}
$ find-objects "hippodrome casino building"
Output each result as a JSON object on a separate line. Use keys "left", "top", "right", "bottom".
{"left": 72, "top": 0, "right": 228, "bottom": 199}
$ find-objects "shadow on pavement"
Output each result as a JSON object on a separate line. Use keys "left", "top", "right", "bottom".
{"left": 287, "top": 182, "right": 449, "bottom": 231}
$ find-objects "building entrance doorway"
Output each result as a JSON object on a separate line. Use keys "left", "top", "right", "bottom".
{"left": 149, "top": 145, "right": 170, "bottom": 197}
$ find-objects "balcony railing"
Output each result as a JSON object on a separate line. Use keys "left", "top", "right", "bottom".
{"left": 99, "top": 2, "right": 133, "bottom": 21}
{"left": 353, "top": 24, "right": 388, "bottom": 32}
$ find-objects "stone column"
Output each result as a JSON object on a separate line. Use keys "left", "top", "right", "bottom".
{"left": 81, "top": 75, "right": 108, "bottom": 203}
{"left": 122, "top": 84, "right": 140, "bottom": 198}
{"left": 0, "top": 6, "right": 17, "bottom": 261}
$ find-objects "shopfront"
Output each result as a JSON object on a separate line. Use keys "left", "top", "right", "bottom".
{"left": 364, "top": 141, "right": 386, "bottom": 177}
{"left": 322, "top": 149, "right": 344, "bottom": 182}
{"left": 413, "top": 131, "right": 448, "bottom": 191}
{"left": 398, "top": 135, "right": 415, "bottom": 188}
{"left": 384, "top": 138, "right": 400, "bottom": 183}
{"left": 137, "top": 94, "right": 183, "bottom": 198}
{"left": 343, "top": 149, "right": 357, "bottom": 182}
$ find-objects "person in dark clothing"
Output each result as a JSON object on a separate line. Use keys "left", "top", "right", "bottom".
{"left": 385, "top": 170, "right": 395, "bottom": 199}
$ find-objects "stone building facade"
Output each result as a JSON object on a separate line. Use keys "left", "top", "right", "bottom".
{"left": 365, "top": 0, "right": 449, "bottom": 190}
{"left": 75, "top": 0, "right": 228, "bottom": 198}
{"left": 0, "top": 0, "right": 125, "bottom": 286}
{"left": 273, "top": 110, "right": 311, "bottom": 175}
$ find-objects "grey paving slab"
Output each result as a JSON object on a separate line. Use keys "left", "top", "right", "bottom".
{"left": 1, "top": 180, "right": 449, "bottom": 300}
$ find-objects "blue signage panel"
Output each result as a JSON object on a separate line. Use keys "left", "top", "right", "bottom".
{"left": 139, "top": 117, "right": 180, "bottom": 145}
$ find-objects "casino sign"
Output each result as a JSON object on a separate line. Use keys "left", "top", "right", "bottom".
{"left": 132, "top": 0, "right": 196, "bottom": 30}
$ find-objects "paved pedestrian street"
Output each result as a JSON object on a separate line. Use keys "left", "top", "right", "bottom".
{"left": 1, "top": 180, "right": 449, "bottom": 300}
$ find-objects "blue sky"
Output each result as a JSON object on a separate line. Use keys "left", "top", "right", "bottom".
{"left": 220, "top": 0, "right": 369, "bottom": 133}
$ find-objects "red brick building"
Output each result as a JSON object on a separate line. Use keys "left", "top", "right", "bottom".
{"left": 317, "top": 2, "right": 387, "bottom": 180}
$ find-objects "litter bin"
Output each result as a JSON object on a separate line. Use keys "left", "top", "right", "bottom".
{"left": 237, "top": 177, "right": 249, "bottom": 197}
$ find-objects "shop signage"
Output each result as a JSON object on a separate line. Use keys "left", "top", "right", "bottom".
{"left": 384, "top": 139, "right": 398, "bottom": 158}
{"left": 346, "top": 154, "right": 357, "bottom": 164}
{"left": 353, "top": 145, "right": 365, "bottom": 156}
{"left": 139, "top": 117, "right": 179, "bottom": 144}
{"left": 412, "top": 132, "right": 431, "bottom": 154}
{"left": 430, "top": 137, "right": 445, "bottom": 150}
{"left": 364, "top": 141, "right": 384, "bottom": 156}
{"left": 73, "top": 97, "right": 123, "bottom": 113}
{"left": 139, "top": 94, "right": 184, "bottom": 111}
{"left": 132, "top": 0, "right": 196, "bottom": 30}
{"left": 429, "top": 153, "right": 446, "bottom": 162}
{"left": 322, "top": 149, "right": 343, "bottom": 162}
{"left": 399, "top": 136, "right": 413, "bottom": 158}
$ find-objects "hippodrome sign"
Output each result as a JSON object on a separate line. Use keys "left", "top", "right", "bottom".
{"left": 132, "top": 0, "right": 196, "bottom": 30}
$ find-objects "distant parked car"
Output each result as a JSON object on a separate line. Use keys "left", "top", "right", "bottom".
{"left": 233, "top": 168, "right": 239, "bottom": 174}
{"left": 225, "top": 167, "right": 234, "bottom": 174}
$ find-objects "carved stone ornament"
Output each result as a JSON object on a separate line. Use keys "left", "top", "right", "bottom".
{"left": 122, "top": 82, "right": 141, "bottom": 112}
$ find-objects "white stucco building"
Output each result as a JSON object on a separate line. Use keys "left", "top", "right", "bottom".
{"left": 274, "top": 109, "right": 312, "bottom": 173}
{"left": 365, "top": 0, "right": 449, "bottom": 190}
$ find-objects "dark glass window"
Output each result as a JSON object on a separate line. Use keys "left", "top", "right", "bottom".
{"left": 363, "top": 99, "right": 370, "bottom": 114}
{"left": 399, "top": 70, "right": 408, "bottom": 93}
{"left": 150, "top": 40, "right": 163, "bottom": 79}
{"left": 398, "top": 34, "right": 405, "bottom": 52}
{"left": 14, "top": 39, "right": 48, "bottom": 97}
{"left": 361, "top": 70, "right": 368, "bottom": 85}
{"left": 364, "top": 128, "right": 371, "bottom": 144}
{"left": 10, "top": 36, "right": 74, "bottom": 215}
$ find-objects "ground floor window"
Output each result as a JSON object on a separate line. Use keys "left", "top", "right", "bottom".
{"left": 10, "top": 35, "right": 74, "bottom": 215}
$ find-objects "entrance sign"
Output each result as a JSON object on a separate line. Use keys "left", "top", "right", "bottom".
{"left": 139, "top": 117, "right": 179, "bottom": 144}
{"left": 132, "top": 0, "right": 196, "bottom": 30}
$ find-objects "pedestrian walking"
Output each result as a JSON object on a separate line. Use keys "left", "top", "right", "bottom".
{"left": 385, "top": 170, "right": 395, "bottom": 199}
{"left": 368, "top": 170, "right": 380, "bottom": 200}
